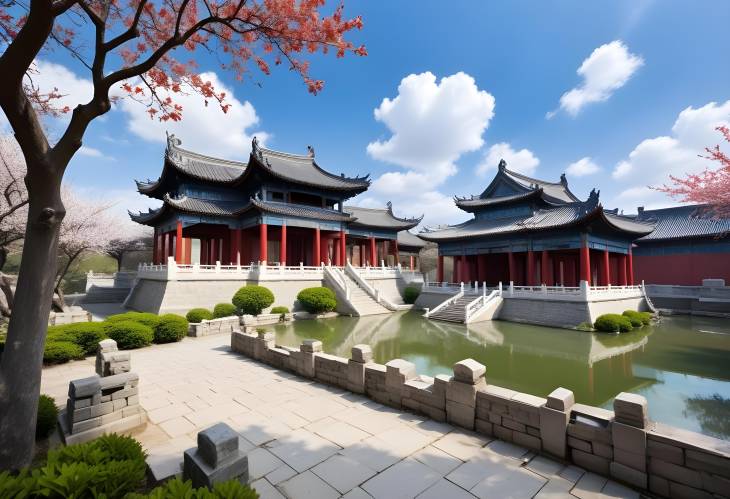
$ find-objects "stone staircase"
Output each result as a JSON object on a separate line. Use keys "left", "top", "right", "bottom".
{"left": 341, "top": 272, "right": 391, "bottom": 316}
{"left": 428, "top": 295, "right": 473, "bottom": 323}
{"left": 82, "top": 286, "right": 132, "bottom": 303}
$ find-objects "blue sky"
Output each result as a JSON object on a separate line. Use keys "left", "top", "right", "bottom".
{"left": 22, "top": 0, "right": 730, "bottom": 227}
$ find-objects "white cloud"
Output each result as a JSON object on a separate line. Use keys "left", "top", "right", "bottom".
{"left": 548, "top": 40, "right": 643, "bottom": 118}
{"left": 608, "top": 100, "right": 730, "bottom": 210}
{"left": 476, "top": 142, "right": 540, "bottom": 177}
{"left": 566, "top": 157, "right": 601, "bottom": 177}
{"left": 363, "top": 71, "right": 495, "bottom": 227}
{"left": 25, "top": 60, "right": 94, "bottom": 122}
{"left": 367, "top": 71, "right": 495, "bottom": 182}
{"left": 78, "top": 146, "right": 115, "bottom": 161}
{"left": 116, "top": 71, "right": 268, "bottom": 161}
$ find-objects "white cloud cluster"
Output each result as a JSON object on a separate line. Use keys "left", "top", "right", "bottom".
{"left": 362, "top": 72, "right": 495, "bottom": 226}
{"left": 25, "top": 60, "right": 94, "bottom": 122}
{"left": 117, "top": 71, "right": 268, "bottom": 160}
{"left": 548, "top": 40, "right": 643, "bottom": 118}
{"left": 610, "top": 100, "right": 730, "bottom": 209}
{"left": 566, "top": 157, "right": 601, "bottom": 177}
{"left": 476, "top": 142, "right": 540, "bottom": 176}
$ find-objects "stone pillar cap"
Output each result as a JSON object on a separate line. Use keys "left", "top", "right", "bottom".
{"left": 300, "top": 339, "right": 323, "bottom": 353}
{"left": 546, "top": 387, "right": 575, "bottom": 411}
{"left": 351, "top": 344, "right": 373, "bottom": 363}
{"left": 453, "top": 359, "right": 486, "bottom": 384}
{"left": 197, "top": 422, "right": 240, "bottom": 468}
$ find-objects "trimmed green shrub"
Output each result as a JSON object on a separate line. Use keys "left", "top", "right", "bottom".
{"left": 623, "top": 310, "right": 652, "bottom": 325}
{"left": 186, "top": 308, "right": 214, "bottom": 323}
{"left": 594, "top": 313, "right": 633, "bottom": 333}
{"left": 297, "top": 287, "right": 337, "bottom": 314}
{"left": 44, "top": 341, "right": 84, "bottom": 364}
{"left": 154, "top": 314, "right": 189, "bottom": 343}
{"left": 47, "top": 322, "right": 107, "bottom": 355}
{"left": 0, "top": 434, "right": 147, "bottom": 498}
{"left": 106, "top": 320, "right": 154, "bottom": 349}
{"left": 127, "top": 477, "right": 259, "bottom": 498}
{"left": 213, "top": 303, "right": 237, "bottom": 318}
{"left": 270, "top": 306, "right": 289, "bottom": 314}
{"left": 36, "top": 394, "right": 58, "bottom": 440}
{"left": 622, "top": 312, "right": 643, "bottom": 328}
{"left": 232, "top": 285, "right": 274, "bottom": 315}
{"left": 106, "top": 312, "right": 162, "bottom": 329}
{"left": 403, "top": 286, "right": 420, "bottom": 305}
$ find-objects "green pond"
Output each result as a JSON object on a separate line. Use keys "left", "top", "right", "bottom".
{"left": 270, "top": 312, "right": 730, "bottom": 440}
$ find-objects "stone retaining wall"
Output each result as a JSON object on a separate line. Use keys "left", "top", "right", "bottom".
{"left": 230, "top": 330, "right": 730, "bottom": 499}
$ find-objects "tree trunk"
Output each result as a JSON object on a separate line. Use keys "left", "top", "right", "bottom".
{"left": 0, "top": 171, "right": 64, "bottom": 469}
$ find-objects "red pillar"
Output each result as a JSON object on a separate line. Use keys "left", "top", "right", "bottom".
{"left": 340, "top": 230, "right": 346, "bottom": 265}
{"left": 370, "top": 237, "right": 376, "bottom": 266}
{"left": 437, "top": 255, "right": 444, "bottom": 282}
{"left": 259, "top": 223, "right": 268, "bottom": 264}
{"left": 526, "top": 250, "right": 535, "bottom": 286}
{"left": 409, "top": 255, "right": 414, "bottom": 271}
{"left": 618, "top": 254, "right": 628, "bottom": 286}
{"left": 152, "top": 228, "right": 159, "bottom": 264}
{"left": 508, "top": 250, "right": 515, "bottom": 283}
{"left": 313, "top": 227, "right": 320, "bottom": 266}
{"left": 211, "top": 238, "right": 218, "bottom": 264}
{"left": 602, "top": 248, "right": 610, "bottom": 286}
{"left": 393, "top": 239, "right": 399, "bottom": 266}
{"left": 627, "top": 248, "right": 634, "bottom": 285}
{"left": 280, "top": 224, "right": 287, "bottom": 266}
{"left": 579, "top": 239, "right": 591, "bottom": 285}
{"left": 541, "top": 250, "right": 552, "bottom": 286}
{"left": 476, "top": 254, "right": 485, "bottom": 282}
{"left": 185, "top": 238, "right": 192, "bottom": 264}
{"left": 334, "top": 237, "right": 341, "bottom": 266}
{"left": 174, "top": 221, "right": 183, "bottom": 263}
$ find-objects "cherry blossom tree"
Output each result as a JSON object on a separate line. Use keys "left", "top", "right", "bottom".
{"left": 0, "top": 0, "right": 365, "bottom": 467}
{"left": 657, "top": 127, "right": 730, "bottom": 217}
{"left": 105, "top": 236, "right": 152, "bottom": 271}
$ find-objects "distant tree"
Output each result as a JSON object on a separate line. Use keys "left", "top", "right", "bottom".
{"left": 656, "top": 127, "right": 730, "bottom": 217}
{"left": 105, "top": 236, "right": 151, "bottom": 271}
{"left": 0, "top": 0, "right": 365, "bottom": 467}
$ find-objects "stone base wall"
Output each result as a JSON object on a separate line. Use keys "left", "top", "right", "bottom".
{"left": 230, "top": 331, "right": 730, "bottom": 499}
{"left": 414, "top": 289, "right": 454, "bottom": 310}
{"left": 188, "top": 316, "right": 241, "bottom": 337}
{"left": 500, "top": 296, "right": 649, "bottom": 328}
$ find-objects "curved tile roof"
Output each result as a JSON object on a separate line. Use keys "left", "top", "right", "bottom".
{"left": 344, "top": 203, "right": 423, "bottom": 230}
{"left": 635, "top": 205, "right": 730, "bottom": 241}
{"left": 249, "top": 198, "right": 354, "bottom": 221}
{"left": 398, "top": 230, "right": 427, "bottom": 249}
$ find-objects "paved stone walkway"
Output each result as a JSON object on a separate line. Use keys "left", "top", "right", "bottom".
{"left": 41, "top": 335, "right": 644, "bottom": 499}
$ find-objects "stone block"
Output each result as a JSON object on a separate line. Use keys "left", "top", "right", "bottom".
{"left": 198, "top": 423, "right": 240, "bottom": 468}
{"left": 69, "top": 376, "right": 101, "bottom": 399}
{"left": 685, "top": 449, "right": 730, "bottom": 479}
{"left": 513, "top": 431, "right": 541, "bottom": 451}
{"left": 122, "top": 405, "right": 140, "bottom": 418}
{"left": 446, "top": 400, "right": 475, "bottom": 430}
{"left": 613, "top": 392, "right": 648, "bottom": 428}
{"left": 488, "top": 413, "right": 502, "bottom": 425}
{"left": 612, "top": 421, "right": 646, "bottom": 455}
{"left": 446, "top": 378, "right": 486, "bottom": 407}
{"left": 385, "top": 359, "right": 417, "bottom": 383}
{"left": 502, "top": 417, "right": 526, "bottom": 433}
{"left": 614, "top": 447, "right": 646, "bottom": 472}
{"left": 74, "top": 397, "right": 92, "bottom": 409}
{"left": 610, "top": 461, "right": 647, "bottom": 490}
{"left": 568, "top": 417, "right": 612, "bottom": 444}
{"left": 111, "top": 387, "right": 138, "bottom": 401}
{"left": 475, "top": 418, "right": 493, "bottom": 436}
{"left": 649, "top": 457, "right": 703, "bottom": 489}
{"left": 572, "top": 448, "right": 610, "bottom": 475}
{"left": 351, "top": 344, "right": 372, "bottom": 363}
{"left": 649, "top": 475, "right": 670, "bottom": 497}
{"left": 72, "top": 416, "right": 103, "bottom": 433}
{"left": 647, "top": 438, "right": 684, "bottom": 465}
{"left": 527, "top": 426, "right": 540, "bottom": 437}
{"left": 511, "top": 392, "right": 547, "bottom": 409}
{"left": 452, "top": 359, "right": 486, "bottom": 384}
{"left": 100, "top": 371, "right": 138, "bottom": 390}
{"left": 127, "top": 395, "right": 139, "bottom": 406}
{"left": 433, "top": 375, "right": 450, "bottom": 400}
{"left": 546, "top": 387, "right": 575, "bottom": 412}
{"left": 700, "top": 470, "right": 730, "bottom": 495}
{"left": 669, "top": 482, "right": 714, "bottom": 499}
{"left": 183, "top": 447, "right": 248, "bottom": 489}
{"left": 347, "top": 360, "right": 366, "bottom": 393}
{"left": 567, "top": 436, "right": 592, "bottom": 453}
{"left": 98, "top": 338, "right": 118, "bottom": 353}
{"left": 593, "top": 442, "right": 613, "bottom": 459}
{"left": 481, "top": 384, "right": 518, "bottom": 405}
{"left": 112, "top": 399, "right": 127, "bottom": 411}
{"left": 493, "top": 424, "right": 513, "bottom": 442}
{"left": 300, "top": 339, "right": 323, "bottom": 353}
{"left": 100, "top": 410, "right": 122, "bottom": 425}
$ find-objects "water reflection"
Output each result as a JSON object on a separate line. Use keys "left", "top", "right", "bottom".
{"left": 271, "top": 312, "right": 730, "bottom": 439}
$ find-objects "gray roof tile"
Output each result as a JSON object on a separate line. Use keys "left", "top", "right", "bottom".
{"left": 635, "top": 205, "right": 730, "bottom": 241}
{"left": 344, "top": 204, "right": 422, "bottom": 230}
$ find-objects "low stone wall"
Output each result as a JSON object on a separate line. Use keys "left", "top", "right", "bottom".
{"left": 188, "top": 316, "right": 241, "bottom": 337}
{"left": 230, "top": 331, "right": 730, "bottom": 499}
{"left": 49, "top": 308, "right": 91, "bottom": 326}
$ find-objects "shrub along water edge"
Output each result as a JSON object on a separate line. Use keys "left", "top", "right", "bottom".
{"left": 232, "top": 285, "right": 275, "bottom": 316}
{"left": 297, "top": 287, "right": 337, "bottom": 314}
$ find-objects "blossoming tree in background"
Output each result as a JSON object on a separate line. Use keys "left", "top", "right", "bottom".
{"left": 0, "top": 0, "right": 365, "bottom": 468}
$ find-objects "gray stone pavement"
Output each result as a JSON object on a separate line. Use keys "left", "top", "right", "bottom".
{"left": 41, "top": 335, "right": 644, "bottom": 499}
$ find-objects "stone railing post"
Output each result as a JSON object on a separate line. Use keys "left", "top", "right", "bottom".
{"left": 539, "top": 387, "right": 575, "bottom": 459}
{"left": 183, "top": 422, "right": 248, "bottom": 488}
{"left": 509, "top": 281, "right": 514, "bottom": 296}
{"left": 446, "top": 359, "right": 486, "bottom": 430}
{"left": 385, "top": 359, "right": 417, "bottom": 408}
{"left": 254, "top": 331, "right": 275, "bottom": 361}
{"left": 215, "top": 261, "right": 221, "bottom": 273}
{"left": 295, "top": 339, "right": 322, "bottom": 378}
{"left": 95, "top": 339, "right": 130, "bottom": 377}
{"left": 348, "top": 344, "right": 372, "bottom": 394}
{"left": 580, "top": 280, "right": 590, "bottom": 300}
{"left": 167, "top": 256, "right": 177, "bottom": 279}
{"left": 610, "top": 392, "right": 649, "bottom": 490}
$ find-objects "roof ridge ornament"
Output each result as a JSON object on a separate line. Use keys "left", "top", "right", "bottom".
{"left": 307, "top": 145, "right": 315, "bottom": 157}
{"left": 498, "top": 159, "right": 507, "bottom": 171}
{"left": 560, "top": 172, "right": 568, "bottom": 186}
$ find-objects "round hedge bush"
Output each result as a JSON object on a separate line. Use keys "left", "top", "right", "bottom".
{"left": 106, "top": 321, "right": 154, "bottom": 349}
{"left": 403, "top": 286, "right": 420, "bottom": 305}
{"left": 232, "top": 285, "right": 274, "bottom": 316}
{"left": 623, "top": 310, "right": 652, "bottom": 325}
{"left": 36, "top": 394, "right": 58, "bottom": 440}
{"left": 622, "top": 312, "right": 643, "bottom": 328}
{"left": 106, "top": 312, "right": 162, "bottom": 329}
{"left": 594, "top": 313, "right": 633, "bottom": 333}
{"left": 213, "top": 303, "right": 237, "bottom": 319}
{"left": 43, "top": 341, "right": 84, "bottom": 364}
{"left": 47, "top": 322, "right": 107, "bottom": 355}
{"left": 297, "top": 287, "right": 337, "bottom": 314}
{"left": 154, "top": 314, "right": 188, "bottom": 343}
{"left": 270, "top": 306, "right": 289, "bottom": 314}
{"left": 186, "top": 308, "right": 214, "bottom": 323}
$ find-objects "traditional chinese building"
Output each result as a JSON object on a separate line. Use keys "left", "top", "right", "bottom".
{"left": 419, "top": 160, "right": 655, "bottom": 287}
{"left": 130, "top": 135, "right": 422, "bottom": 268}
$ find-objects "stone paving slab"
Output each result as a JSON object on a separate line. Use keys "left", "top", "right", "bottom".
{"left": 41, "top": 334, "right": 645, "bottom": 498}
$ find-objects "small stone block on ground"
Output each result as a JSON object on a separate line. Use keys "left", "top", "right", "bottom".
{"left": 183, "top": 422, "right": 248, "bottom": 489}
{"left": 197, "top": 422, "right": 240, "bottom": 468}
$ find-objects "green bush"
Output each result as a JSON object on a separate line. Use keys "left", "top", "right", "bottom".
{"left": 106, "top": 312, "right": 162, "bottom": 329}
{"left": 270, "top": 306, "right": 289, "bottom": 314}
{"left": 127, "top": 477, "right": 259, "bottom": 498}
{"left": 47, "top": 322, "right": 107, "bottom": 355}
{"left": 594, "top": 314, "right": 633, "bottom": 333}
{"left": 622, "top": 312, "right": 643, "bottom": 328}
{"left": 297, "top": 287, "right": 337, "bottom": 314}
{"left": 0, "top": 434, "right": 147, "bottom": 498}
{"left": 232, "top": 285, "right": 274, "bottom": 315}
{"left": 44, "top": 341, "right": 84, "bottom": 364}
{"left": 154, "top": 314, "right": 189, "bottom": 343}
{"left": 36, "top": 394, "right": 58, "bottom": 440}
{"left": 186, "top": 308, "right": 214, "bottom": 323}
{"left": 106, "top": 320, "right": 154, "bottom": 349}
{"left": 213, "top": 303, "right": 237, "bottom": 318}
{"left": 623, "top": 310, "right": 652, "bottom": 325}
{"left": 403, "top": 286, "right": 420, "bottom": 305}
